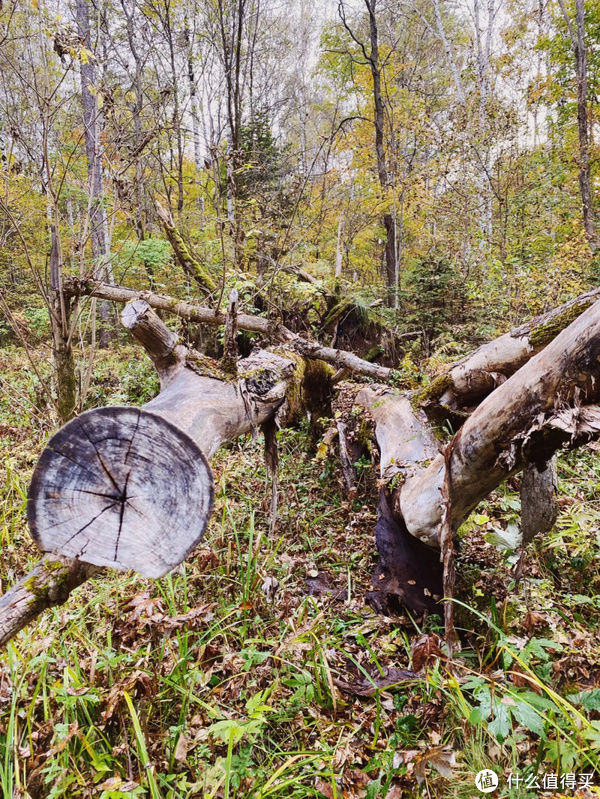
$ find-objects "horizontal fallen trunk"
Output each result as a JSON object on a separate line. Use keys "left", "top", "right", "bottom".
{"left": 63, "top": 278, "right": 392, "bottom": 381}
{"left": 66, "top": 278, "right": 600, "bottom": 409}
{"left": 6, "top": 288, "right": 600, "bottom": 640}
{"left": 418, "top": 287, "right": 600, "bottom": 411}
{"left": 0, "top": 301, "right": 302, "bottom": 645}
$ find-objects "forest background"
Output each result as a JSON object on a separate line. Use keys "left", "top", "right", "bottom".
{"left": 2, "top": 0, "right": 600, "bottom": 797}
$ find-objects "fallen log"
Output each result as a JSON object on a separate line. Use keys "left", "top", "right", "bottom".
{"left": 29, "top": 299, "right": 300, "bottom": 574}
{"left": 401, "top": 299, "right": 600, "bottom": 545}
{"left": 4, "top": 289, "right": 600, "bottom": 643}
{"left": 357, "top": 300, "right": 600, "bottom": 614}
{"left": 433, "top": 288, "right": 600, "bottom": 410}
{"left": 62, "top": 277, "right": 392, "bottom": 381}
{"left": 64, "top": 278, "right": 600, "bottom": 405}
{"left": 0, "top": 300, "right": 302, "bottom": 645}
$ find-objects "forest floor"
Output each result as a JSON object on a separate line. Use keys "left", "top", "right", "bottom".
{"left": 1, "top": 343, "right": 600, "bottom": 799}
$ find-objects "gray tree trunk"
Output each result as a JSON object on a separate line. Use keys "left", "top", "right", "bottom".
{"left": 75, "top": 0, "right": 113, "bottom": 345}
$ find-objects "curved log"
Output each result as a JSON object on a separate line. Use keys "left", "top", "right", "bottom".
{"left": 401, "top": 299, "right": 600, "bottom": 545}
{"left": 436, "top": 288, "right": 600, "bottom": 409}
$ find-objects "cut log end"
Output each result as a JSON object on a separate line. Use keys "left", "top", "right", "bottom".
{"left": 27, "top": 407, "right": 214, "bottom": 578}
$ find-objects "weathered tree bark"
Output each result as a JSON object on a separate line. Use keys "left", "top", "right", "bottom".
{"left": 49, "top": 224, "right": 77, "bottom": 424}
{"left": 0, "top": 556, "right": 99, "bottom": 648}
{"left": 6, "top": 288, "right": 600, "bottom": 643}
{"left": 352, "top": 299, "right": 600, "bottom": 614}
{"left": 401, "top": 300, "right": 600, "bottom": 546}
{"left": 62, "top": 277, "right": 393, "bottom": 380}
{"left": 423, "top": 287, "right": 600, "bottom": 411}
{"left": 155, "top": 204, "right": 217, "bottom": 295}
{"left": 355, "top": 389, "right": 444, "bottom": 614}
{"left": 221, "top": 288, "right": 239, "bottom": 375}
{"left": 28, "top": 300, "right": 300, "bottom": 575}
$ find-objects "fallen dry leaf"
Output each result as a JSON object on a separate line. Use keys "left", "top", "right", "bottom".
{"left": 335, "top": 666, "right": 419, "bottom": 697}
{"left": 414, "top": 745, "right": 456, "bottom": 784}
{"left": 411, "top": 634, "right": 444, "bottom": 671}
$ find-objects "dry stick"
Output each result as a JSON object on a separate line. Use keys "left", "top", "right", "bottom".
{"left": 336, "top": 420, "right": 356, "bottom": 494}
{"left": 439, "top": 438, "right": 459, "bottom": 655}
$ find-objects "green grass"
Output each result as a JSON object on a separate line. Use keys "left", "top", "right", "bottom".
{"left": 1, "top": 346, "right": 600, "bottom": 797}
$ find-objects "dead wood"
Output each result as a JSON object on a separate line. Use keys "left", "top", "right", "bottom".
{"left": 353, "top": 299, "right": 600, "bottom": 619}
{"left": 0, "top": 556, "right": 99, "bottom": 647}
{"left": 7, "top": 287, "right": 600, "bottom": 642}
{"left": 63, "top": 277, "right": 392, "bottom": 381}
{"left": 434, "top": 288, "right": 600, "bottom": 410}
{"left": 0, "top": 301, "right": 303, "bottom": 645}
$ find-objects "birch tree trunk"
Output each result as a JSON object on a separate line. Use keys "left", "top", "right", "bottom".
{"left": 75, "top": 0, "right": 113, "bottom": 346}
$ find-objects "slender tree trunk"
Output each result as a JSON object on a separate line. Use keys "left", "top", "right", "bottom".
{"left": 559, "top": 0, "right": 598, "bottom": 253}
{"left": 185, "top": 15, "right": 204, "bottom": 186}
{"left": 121, "top": 0, "right": 145, "bottom": 239}
{"left": 75, "top": 0, "right": 113, "bottom": 346}
{"left": 365, "top": 0, "right": 397, "bottom": 307}
{"left": 335, "top": 211, "right": 345, "bottom": 277}
{"left": 574, "top": 0, "right": 597, "bottom": 252}
{"left": 49, "top": 225, "right": 77, "bottom": 424}
{"left": 163, "top": 0, "right": 185, "bottom": 214}
{"left": 216, "top": 0, "right": 248, "bottom": 267}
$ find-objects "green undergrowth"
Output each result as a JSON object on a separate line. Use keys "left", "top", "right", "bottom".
{"left": 0, "top": 346, "right": 600, "bottom": 798}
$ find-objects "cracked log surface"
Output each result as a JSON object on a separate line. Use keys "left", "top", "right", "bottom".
{"left": 28, "top": 407, "right": 214, "bottom": 576}
{"left": 27, "top": 301, "right": 299, "bottom": 576}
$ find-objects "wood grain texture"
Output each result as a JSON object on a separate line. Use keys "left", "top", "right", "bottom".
{"left": 28, "top": 407, "right": 213, "bottom": 577}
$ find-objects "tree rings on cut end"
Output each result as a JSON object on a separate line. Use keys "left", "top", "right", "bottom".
{"left": 27, "top": 407, "right": 214, "bottom": 578}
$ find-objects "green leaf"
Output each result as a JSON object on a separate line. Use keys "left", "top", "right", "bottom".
{"left": 567, "top": 689, "right": 600, "bottom": 711}
{"left": 488, "top": 702, "right": 512, "bottom": 741}
{"left": 512, "top": 700, "right": 545, "bottom": 738}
